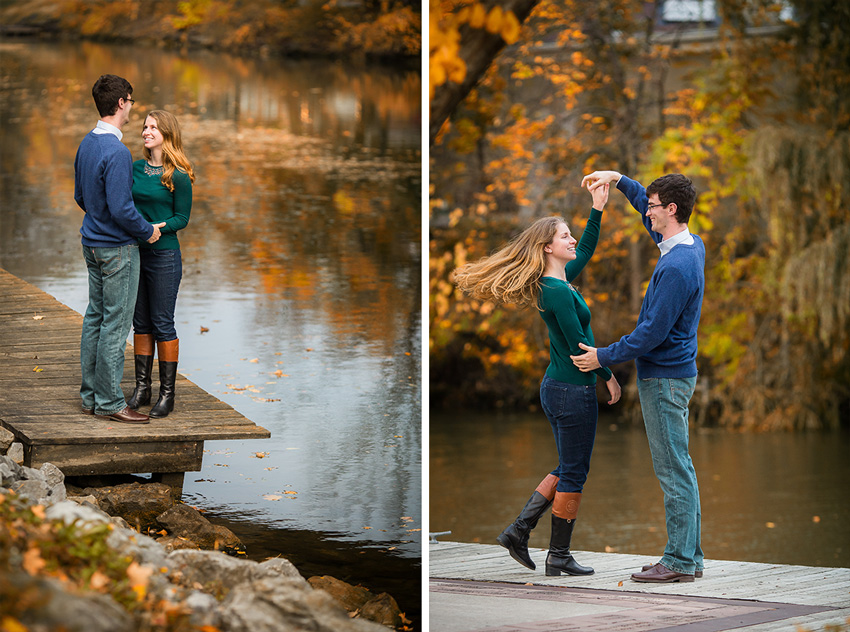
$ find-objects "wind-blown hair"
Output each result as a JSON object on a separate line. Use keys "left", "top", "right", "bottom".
{"left": 453, "top": 216, "right": 565, "bottom": 308}
{"left": 142, "top": 110, "right": 195, "bottom": 192}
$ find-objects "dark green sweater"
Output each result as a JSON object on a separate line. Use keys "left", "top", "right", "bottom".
{"left": 538, "top": 208, "right": 613, "bottom": 385}
{"left": 132, "top": 160, "right": 192, "bottom": 250}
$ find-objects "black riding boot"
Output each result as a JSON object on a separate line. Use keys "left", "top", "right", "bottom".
{"left": 545, "top": 516, "right": 594, "bottom": 576}
{"left": 127, "top": 334, "right": 154, "bottom": 409}
{"left": 150, "top": 339, "right": 178, "bottom": 418}
{"left": 497, "top": 492, "right": 553, "bottom": 570}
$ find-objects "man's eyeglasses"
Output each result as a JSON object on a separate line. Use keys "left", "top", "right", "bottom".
{"left": 123, "top": 97, "right": 136, "bottom": 104}
{"left": 646, "top": 202, "right": 667, "bottom": 211}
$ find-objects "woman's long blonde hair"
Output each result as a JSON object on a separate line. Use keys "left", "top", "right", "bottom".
{"left": 453, "top": 216, "right": 565, "bottom": 307}
{"left": 143, "top": 110, "right": 195, "bottom": 192}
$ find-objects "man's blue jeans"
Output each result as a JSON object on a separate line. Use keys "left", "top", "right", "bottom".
{"left": 80, "top": 244, "right": 140, "bottom": 415}
{"left": 637, "top": 376, "right": 704, "bottom": 574}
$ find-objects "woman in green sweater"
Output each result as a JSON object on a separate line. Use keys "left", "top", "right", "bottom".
{"left": 454, "top": 182, "right": 620, "bottom": 576}
{"left": 127, "top": 110, "right": 194, "bottom": 418}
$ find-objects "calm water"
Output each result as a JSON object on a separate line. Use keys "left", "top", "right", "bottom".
{"left": 431, "top": 410, "right": 850, "bottom": 568}
{"left": 0, "top": 39, "right": 421, "bottom": 621}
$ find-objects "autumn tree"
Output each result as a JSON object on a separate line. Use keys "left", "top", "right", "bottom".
{"left": 430, "top": 0, "right": 850, "bottom": 429}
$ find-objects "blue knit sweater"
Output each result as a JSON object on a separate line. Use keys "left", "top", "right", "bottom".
{"left": 596, "top": 176, "right": 705, "bottom": 379}
{"left": 74, "top": 130, "right": 154, "bottom": 247}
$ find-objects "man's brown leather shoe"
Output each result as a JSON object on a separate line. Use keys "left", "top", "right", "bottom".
{"left": 81, "top": 407, "right": 94, "bottom": 415}
{"left": 642, "top": 563, "right": 702, "bottom": 578}
{"left": 632, "top": 563, "right": 694, "bottom": 583}
{"left": 97, "top": 406, "right": 149, "bottom": 424}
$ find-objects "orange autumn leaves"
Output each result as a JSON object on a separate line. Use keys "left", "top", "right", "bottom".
{"left": 430, "top": 0, "right": 523, "bottom": 98}
{"left": 0, "top": 492, "right": 155, "bottom": 609}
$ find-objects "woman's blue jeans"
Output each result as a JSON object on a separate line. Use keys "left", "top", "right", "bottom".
{"left": 540, "top": 376, "right": 598, "bottom": 493}
{"left": 80, "top": 244, "right": 140, "bottom": 415}
{"left": 637, "top": 376, "right": 704, "bottom": 574}
{"left": 133, "top": 248, "right": 182, "bottom": 342}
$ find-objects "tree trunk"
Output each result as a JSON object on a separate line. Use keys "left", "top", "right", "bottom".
{"left": 430, "top": 0, "right": 541, "bottom": 144}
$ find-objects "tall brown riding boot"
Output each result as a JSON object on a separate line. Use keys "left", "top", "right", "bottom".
{"left": 545, "top": 492, "right": 594, "bottom": 576}
{"left": 127, "top": 334, "right": 154, "bottom": 409}
{"left": 150, "top": 339, "right": 178, "bottom": 418}
{"left": 497, "top": 473, "right": 558, "bottom": 570}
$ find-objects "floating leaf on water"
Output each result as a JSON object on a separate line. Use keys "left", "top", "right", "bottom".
{"left": 273, "top": 370, "right": 284, "bottom": 377}
{"left": 249, "top": 358, "right": 259, "bottom": 363}
{"left": 251, "top": 452, "right": 270, "bottom": 459}
{"left": 200, "top": 326, "right": 209, "bottom": 333}
{"left": 263, "top": 494, "right": 283, "bottom": 501}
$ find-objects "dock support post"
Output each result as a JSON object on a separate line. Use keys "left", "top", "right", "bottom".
{"left": 152, "top": 472, "right": 185, "bottom": 499}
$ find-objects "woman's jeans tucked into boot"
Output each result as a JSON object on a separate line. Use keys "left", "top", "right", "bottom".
{"left": 540, "top": 376, "right": 598, "bottom": 493}
{"left": 637, "top": 376, "right": 704, "bottom": 574}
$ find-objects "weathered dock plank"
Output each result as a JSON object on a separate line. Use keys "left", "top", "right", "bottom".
{"left": 0, "top": 267, "right": 270, "bottom": 491}
{"left": 430, "top": 541, "right": 850, "bottom": 631}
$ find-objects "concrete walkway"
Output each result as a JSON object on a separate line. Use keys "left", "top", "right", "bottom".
{"left": 430, "top": 541, "right": 850, "bottom": 631}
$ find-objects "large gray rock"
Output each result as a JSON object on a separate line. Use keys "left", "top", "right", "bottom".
{"left": 157, "top": 504, "right": 245, "bottom": 554}
{"left": 0, "top": 454, "right": 24, "bottom": 483}
{"left": 167, "top": 549, "right": 308, "bottom": 592}
{"left": 9, "top": 479, "right": 50, "bottom": 503}
{"left": 218, "top": 577, "right": 387, "bottom": 632}
{"left": 308, "top": 575, "right": 372, "bottom": 610}
{"left": 40, "top": 462, "right": 65, "bottom": 487}
{"left": 7, "top": 442, "right": 24, "bottom": 464}
{"left": 361, "top": 592, "right": 405, "bottom": 627}
{"left": 84, "top": 482, "right": 175, "bottom": 531}
{"left": 0, "top": 426, "right": 15, "bottom": 451}
{"left": 106, "top": 527, "right": 170, "bottom": 571}
{"left": 45, "top": 500, "right": 111, "bottom": 529}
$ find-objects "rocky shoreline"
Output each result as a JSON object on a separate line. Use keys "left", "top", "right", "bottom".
{"left": 0, "top": 428, "right": 410, "bottom": 631}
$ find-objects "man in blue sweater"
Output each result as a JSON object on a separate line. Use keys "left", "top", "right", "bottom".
{"left": 572, "top": 170, "right": 705, "bottom": 583}
{"left": 75, "top": 74, "right": 163, "bottom": 424}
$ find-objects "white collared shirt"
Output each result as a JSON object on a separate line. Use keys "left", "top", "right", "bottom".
{"left": 92, "top": 120, "right": 122, "bottom": 140}
{"left": 658, "top": 228, "right": 694, "bottom": 257}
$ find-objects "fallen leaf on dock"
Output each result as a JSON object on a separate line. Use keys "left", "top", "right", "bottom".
{"left": 32, "top": 314, "right": 44, "bottom": 320}
{"left": 618, "top": 581, "right": 624, "bottom": 587}
{"left": 812, "top": 515, "right": 820, "bottom": 523}
{"left": 263, "top": 494, "right": 283, "bottom": 501}
{"left": 32, "top": 366, "right": 43, "bottom": 372}
{"left": 765, "top": 522, "right": 775, "bottom": 528}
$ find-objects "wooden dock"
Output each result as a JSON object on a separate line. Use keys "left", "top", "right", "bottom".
{"left": 0, "top": 268, "right": 270, "bottom": 493}
{"left": 430, "top": 541, "right": 850, "bottom": 631}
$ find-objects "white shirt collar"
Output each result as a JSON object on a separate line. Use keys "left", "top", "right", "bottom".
{"left": 658, "top": 228, "right": 694, "bottom": 257}
{"left": 93, "top": 120, "right": 122, "bottom": 140}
